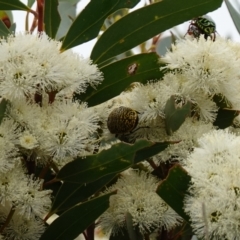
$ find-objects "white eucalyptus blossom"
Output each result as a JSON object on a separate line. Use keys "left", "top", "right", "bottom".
{"left": 161, "top": 36, "right": 240, "bottom": 115}
{"left": 19, "top": 131, "right": 38, "bottom": 150}
{"left": 0, "top": 164, "right": 52, "bottom": 219}
{"left": 7, "top": 98, "right": 100, "bottom": 165}
{"left": 98, "top": 170, "right": 182, "bottom": 236}
{"left": 0, "top": 33, "right": 103, "bottom": 101}
{"left": 183, "top": 130, "right": 240, "bottom": 239}
{"left": 0, "top": 203, "right": 45, "bottom": 240}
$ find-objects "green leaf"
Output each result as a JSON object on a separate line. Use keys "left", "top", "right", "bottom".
{"left": 0, "top": 19, "right": 10, "bottom": 37}
{"left": 134, "top": 141, "right": 171, "bottom": 164}
{"left": 213, "top": 108, "right": 239, "bottom": 129}
{"left": 156, "top": 164, "right": 191, "bottom": 222}
{"left": 164, "top": 96, "right": 191, "bottom": 135}
{"left": 44, "top": 0, "right": 61, "bottom": 39}
{"left": 55, "top": 1, "right": 76, "bottom": 40}
{"left": 77, "top": 53, "right": 165, "bottom": 106}
{"left": 213, "top": 94, "right": 232, "bottom": 108}
{"left": 60, "top": 0, "right": 140, "bottom": 51}
{"left": 0, "top": 99, "right": 8, "bottom": 124}
{"left": 0, "top": 0, "right": 30, "bottom": 11}
{"left": 90, "top": 0, "right": 223, "bottom": 64}
{"left": 49, "top": 173, "right": 116, "bottom": 216}
{"left": 60, "top": 0, "right": 80, "bottom": 4}
{"left": 40, "top": 191, "right": 116, "bottom": 240}
{"left": 27, "top": 0, "right": 35, "bottom": 7}
{"left": 125, "top": 212, "right": 143, "bottom": 240}
{"left": 57, "top": 139, "right": 153, "bottom": 184}
{"left": 225, "top": 0, "right": 240, "bottom": 35}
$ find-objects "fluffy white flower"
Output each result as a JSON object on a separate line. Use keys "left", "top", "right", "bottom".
{"left": 7, "top": 98, "right": 100, "bottom": 164}
{"left": 33, "top": 99, "right": 100, "bottom": 162}
{"left": 0, "top": 203, "right": 45, "bottom": 240}
{"left": 161, "top": 36, "right": 240, "bottom": 112}
{"left": 98, "top": 170, "right": 182, "bottom": 236}
{"left": 0, "top": 164, "right": 52, "bottom": 219}
{"left": 19, "top": 131, "right": 38, "bottom": 150}
{"left": 0, "top": 33, "right": 103, "bottom": 101}
{"left": 183, "top": 129, "right": 240, "bottom": 239}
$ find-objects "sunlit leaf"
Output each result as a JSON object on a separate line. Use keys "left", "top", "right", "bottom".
{"left": 55, "top": 1, "right": 76, "bottom": 40}
{"left": 60, "top": 0, "right": 140, "bottom": 51}
{"left": 90, "top": 0, "right": 223, "bottom": 64}
{"left": 225, "top": 0, "right": 240, "bottom": 35}
{"left": 0, "top": 0, "right": 30, "bottom": 11}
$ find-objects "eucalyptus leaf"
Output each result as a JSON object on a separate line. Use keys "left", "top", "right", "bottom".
{"left": 125, "top": 212, "right": 143, "bottom": 240}
{"left": 134, "top": 141, "right": 171, "bottom": 164}
{"left": 156, "top": 164, "right": 191, "bottom": 222}
{"left": 55, "top": 1, "right": 76, "bottom": 40}
{"left": 225, "top": 0, "right": 240, "bottom": 35}
{"left": 164, "top": 96, "right": 191, "bottom": 135}
{"left": 90, "top": 0, "right": 223, "bottom": 64}
{"left": 0, "top": 0, "right": 30, "bottom": 11}
{"left": 27, "top": 0, "right": 35, "bottom": 8}
{"left": 0, "top": 19, "right": 10, "bottom": 37}
{"left": 0, "top": 99, "right": 8, "bottom": 124}
{"left": 49, "top": 173, "right": 116, "bottom": 216}
{"left": 40, "top": 191, "right": 116, "bottom": 240}
{"left": 213, "top": 108, "right": 239, "bottom": 129}
{"left": 59, "top": 0, "right": 79, "bottom": 4}
{"left": 57, "top": 139, "right": 153, "bottom": 183}
{"left": 44, "top": 0, "right": 61, "bottom": 38}
{"left": 60, "top": 0, "right": 140, "bottom": 51}
{"left": 77, "top": 53, "right": 165, "bottom": 106}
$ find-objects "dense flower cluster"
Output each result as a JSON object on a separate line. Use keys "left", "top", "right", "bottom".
{"left": 183, "top": 130, "right": 240, "bottom": 239}
{"left": 98, "top": 170, "right": 182, "bottom": 235}
{"left": 0, "top": 32, "right": 103, "bottom": 239}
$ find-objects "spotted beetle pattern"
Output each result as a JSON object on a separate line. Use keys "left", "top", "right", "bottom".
{"left": 107, "top": 106, "right": 139, "bottom": 135}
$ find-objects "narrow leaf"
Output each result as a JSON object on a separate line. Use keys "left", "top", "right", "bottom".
{"left": 125, "top": 212, "right": 143, "bottom": 240}
{"left": 27, "top": 0, "right": 35, "bottom": 7}
{"left": 90, "top": 0, "right": 223, "bottom": 64}
{"left": 213, "top": 108, "right": 239, "bottom": 129}
{"left": 0, "top": 0, "right": 30, "bottom": 11}
{"left": 60, "top": 0, "right": 140, "bottom": 51}
{"left": 134, "top": 141, "right": 171, "bottom": 164}
{"left": 0, "top": 99, "right": 8, "bottom": 124}
{"left": 40, "top": 191, "right": 116, "bottom": 240}
{"left": 44, "top": 0, "right": 61, "bottom": 38}
{"left": 55, "top": 1, "right": 76, "bottom": 40}
{"left": 77, "top": 53, "right": 165, "bottom": 106}
{"left": 225, "top": 0, "right": 240, "bottom": 35}
{"left": 164, "top": 96, "right": 191, "bottom": 135}
{"left": 0, "top": 19, "right": 10, "bottom": 37}
{"left": 49, "top": 173, "right": 116, "bottom": 216}
{"left": 156, "top": 164, "right": 191, "bottom": 222}
{"left": 57, "top": 139, "right": 153, "bottom": 183}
